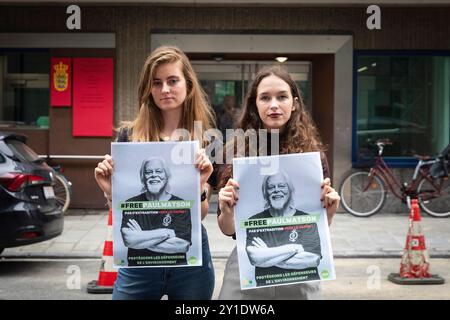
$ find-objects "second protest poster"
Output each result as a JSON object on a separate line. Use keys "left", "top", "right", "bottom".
{"left": 233, "top": 152, "right": 335, "bottom": 289}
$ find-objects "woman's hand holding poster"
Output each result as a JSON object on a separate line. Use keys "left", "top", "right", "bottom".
{"left": 112, "top": 141, "right": 202, "bottom": 268}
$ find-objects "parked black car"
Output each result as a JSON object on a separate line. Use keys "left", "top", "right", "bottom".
{"left": 0, "top": 132, "right": 64, "bottom": 254}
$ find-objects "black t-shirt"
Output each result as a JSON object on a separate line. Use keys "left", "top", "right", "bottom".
{"left": 245, "top": 209, "right": 321, "bottom": 286}
{"left": 121, "top": 193, "right": 191, "bottom": 266}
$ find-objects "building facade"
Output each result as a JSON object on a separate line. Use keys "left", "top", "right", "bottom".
{"left": 0, "top": 1, "right": 449, "bottom": 209}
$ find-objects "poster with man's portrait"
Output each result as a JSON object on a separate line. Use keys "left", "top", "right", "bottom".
{"left": 112, "top": 141, "right": 202, "bottom": 268}
{"left": 233, "top": 152, "right": 335, "bottom": 289}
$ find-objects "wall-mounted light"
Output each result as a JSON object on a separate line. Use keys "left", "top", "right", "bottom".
{"left": 275, "top": 56, "right": 288, "bottom": 63}
{"left": 213, "top": 55, "right": 224, "bottom": 62}
{"left": 357, "top": 66, "right": 368, "bottom": 73}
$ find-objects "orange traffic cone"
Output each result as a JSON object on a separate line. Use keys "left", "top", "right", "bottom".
{"left": 87, "top": 208, "right": 118, "bottom": 293}
{"left": 388, "top": 199, "right": 444, "bottom": 285}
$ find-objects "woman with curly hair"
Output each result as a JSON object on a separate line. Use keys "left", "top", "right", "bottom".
{"left": 216, "top": 65, "right": 340, "bottom": 300}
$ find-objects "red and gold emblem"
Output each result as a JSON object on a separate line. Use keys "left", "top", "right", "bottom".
{"left": 53, "top": 61, "right": 69, "bottom": 92}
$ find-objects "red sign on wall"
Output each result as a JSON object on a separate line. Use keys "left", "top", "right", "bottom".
{"left": 72, "top": 58, "right": 113, "bottom": 137}
{"left": 50, "top": 58, "right": 72, "bottom": 107}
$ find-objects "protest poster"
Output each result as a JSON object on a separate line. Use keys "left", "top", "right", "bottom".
{"left": 112, "top": 141, "right": 202, "bottom": 268}
{"left": 233, "top": 152, "right": 335, "bottom": 289}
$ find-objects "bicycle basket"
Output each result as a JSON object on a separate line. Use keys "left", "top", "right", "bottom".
{"left": 443, "top": 143, "right": 450, "bottom": 160}
{"left": 355, "top": 146, "right": 376, "bottom": 168}
{"left": 429, "top": 143, "right": 450, "bottom": 180}
{"left": 430, "top": 158, "right": 449, "bottom": 180}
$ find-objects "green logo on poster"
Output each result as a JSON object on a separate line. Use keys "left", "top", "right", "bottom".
{"left": 321, "top": 270, "right": 330, "bottom": 279}
{"left": 242, "top": 278, "right": 253, "bottom": 287}
{"left": 188, "top": 256, "right": 197, "bottom": 265}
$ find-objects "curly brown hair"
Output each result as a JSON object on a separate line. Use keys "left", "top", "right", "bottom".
{"left": 217, "top": 65, "right": 325, "bottom": 190}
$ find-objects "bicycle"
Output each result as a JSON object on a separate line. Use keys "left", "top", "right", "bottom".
{"left": 340, "top": 139, "right": 450, "bottom": 218}
{"left": 51, "top": 165, "right": 72, "bottom": 213}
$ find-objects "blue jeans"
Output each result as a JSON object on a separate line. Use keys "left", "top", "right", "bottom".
{"left": 112, "top": 225, "right": 215, "bottom": 300}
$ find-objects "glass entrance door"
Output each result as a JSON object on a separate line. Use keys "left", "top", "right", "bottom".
{"left": 192, "top": 61, "right": 311, "bottom": 134}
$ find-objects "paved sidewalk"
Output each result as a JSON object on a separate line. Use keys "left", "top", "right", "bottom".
{"left": 2, "top": 209, "right": 450, "bottom": 259}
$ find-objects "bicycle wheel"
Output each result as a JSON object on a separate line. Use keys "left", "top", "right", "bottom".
{"left": 54, "top": 172, "right": 72, "bottom": 213}
{"left": 340, "top": 171, "right": 386, "bottom": 217}
{"left": 418, "top": 178, "right": 450, "bottom": 218}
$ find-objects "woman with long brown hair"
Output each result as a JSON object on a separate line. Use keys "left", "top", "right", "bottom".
{"left": 94, "top": 46, "right": 216, "bottom": 300}
{"left": 216, "top": 65, "right": 340, "bottom": 299}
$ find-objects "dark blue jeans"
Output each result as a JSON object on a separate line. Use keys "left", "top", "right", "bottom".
{"left": 112, "top": 225, "right": 215, "bottom": 300}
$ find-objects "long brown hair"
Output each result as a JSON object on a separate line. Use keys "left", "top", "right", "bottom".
{"left": 218, "top": 65, "right": 325, "bottom": 189}
{"left": 121, "top": 46, "right": 215, "bottom": 143}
